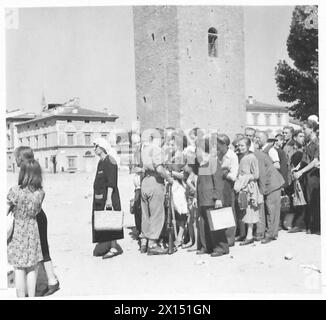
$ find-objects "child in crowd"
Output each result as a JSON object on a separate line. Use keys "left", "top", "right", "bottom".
{"left": 7, "top": 160, "right": 45, "bottom": 297}
{"left": 182, "top": 159, "right": 198, "bottom": 251}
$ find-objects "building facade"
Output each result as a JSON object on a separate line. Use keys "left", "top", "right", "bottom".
{"left": 246, "top": 96, "right": 290, "bottom": 136}
{"left": 6, "top": 109, "right": 36, "bottom": 172}
{"left": 13, "top": 103, "right": 118, "bottom": 173}
{"left": 133, "top": 6, "right": 246, "bottom": 138}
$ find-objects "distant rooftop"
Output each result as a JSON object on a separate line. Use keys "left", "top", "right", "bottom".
{"left": 246, "top": 96, "right": 288, "bottom": 113}
{"left": 6, "top": 109, "right": 36, "bottom": 121}
{"left": 15, "top": 104, "right": 119, "bottom": 126}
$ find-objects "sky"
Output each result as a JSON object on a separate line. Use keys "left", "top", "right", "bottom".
{"left": 5, "top": 6, "right": 294, "bottom": 128}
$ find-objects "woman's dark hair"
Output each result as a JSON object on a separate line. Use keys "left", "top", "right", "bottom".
{"left": 18, "top": 159, "right": 43, "bottom": 191}
{"left": 14, "top": 146, "right": 34, "bottom": 166}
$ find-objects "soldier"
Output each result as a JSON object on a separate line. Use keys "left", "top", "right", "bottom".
{"left": 139, "top": 128, "right": 174, "bottom": 255}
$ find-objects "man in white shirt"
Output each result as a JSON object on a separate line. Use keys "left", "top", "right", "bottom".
{"left": 255, "top": 131, "right": 280, "bottom": 169}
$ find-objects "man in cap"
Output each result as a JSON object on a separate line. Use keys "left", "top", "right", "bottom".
{"left": 256, "top": 131, "right": 280, "bottom": 170}
{"left": 139, "top": 128, "right": 174, "bottom": 255}
{"left": 254, "top": 131, "right": 285, "bottom": 243}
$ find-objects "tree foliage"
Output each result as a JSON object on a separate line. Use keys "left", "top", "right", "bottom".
{"left": 275, "top": 5, "right": 318, "bottom": 120}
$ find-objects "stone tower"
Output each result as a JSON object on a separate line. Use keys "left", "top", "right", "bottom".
{"left": 133, "top": 6, "right": 246, "bottom": 138}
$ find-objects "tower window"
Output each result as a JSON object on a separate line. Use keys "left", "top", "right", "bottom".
{"left": 208, "top": 27, "right": 218, "bottom": 58}
{"left": 151, "top": 33, "right": 155, "bottom": 41}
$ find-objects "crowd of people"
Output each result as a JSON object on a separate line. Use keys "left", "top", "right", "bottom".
{"left": 129, "top": 116, "right": 320, "bottom": 257}
{"left": 6, "top": 115, "right": 320, "bottom": 297}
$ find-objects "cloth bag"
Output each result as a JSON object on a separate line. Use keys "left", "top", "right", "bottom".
{"left": 171, "top": 180, "right": 188, "bottom": 215}
{"left": 207, "top": 207, "right": 236, "bottom": 231}
{"left": 293, "top": 179, "right": 307, "bottom": 207}
{"left": 94, "top": 209, "right": 124, "bottom": 232}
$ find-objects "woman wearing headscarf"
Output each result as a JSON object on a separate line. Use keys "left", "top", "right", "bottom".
{"left": 92, "top": 138, "right": 123, "bottom": 259}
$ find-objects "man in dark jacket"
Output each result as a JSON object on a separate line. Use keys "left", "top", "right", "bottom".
{"left": 196, "top": 134, "right": 229, "bottom": 257}
{"left": 254, "top": 131, "right": 285, "bottom": 243}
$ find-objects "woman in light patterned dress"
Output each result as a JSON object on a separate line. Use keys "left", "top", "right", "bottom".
{"left": 234, "top": 138, "right": 263, "bottom": 246}
{"left": 7, "top": 160, "right": 44, "bottom": 297}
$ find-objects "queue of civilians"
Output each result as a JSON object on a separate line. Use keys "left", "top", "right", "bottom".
{"left": 130, "top": 115, "right": 320, "bottom": 257}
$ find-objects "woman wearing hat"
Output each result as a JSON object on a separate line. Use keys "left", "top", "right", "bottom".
{"left": 92, "top": 138, "right": 123, "bottom": 259}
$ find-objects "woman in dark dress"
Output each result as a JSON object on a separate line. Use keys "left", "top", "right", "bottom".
{"left": 92, "top": 138, "right": 123, "bottom": 259}
{"left": 293, "top": 120, "right": 320, "bottom": 234}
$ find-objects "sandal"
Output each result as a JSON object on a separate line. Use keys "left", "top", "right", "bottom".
{"left": 102, "top": 248, "right": 122, "bottom": 259}
{"left": 182, "top": 242, "right": 193, "bottom": 249}
{"left": 174, "top": 240, "right": 183, "bottom": 248}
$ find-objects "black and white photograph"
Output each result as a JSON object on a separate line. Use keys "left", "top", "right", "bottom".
{"left": 0, "top": 0, "right": 324, "bottom": 301}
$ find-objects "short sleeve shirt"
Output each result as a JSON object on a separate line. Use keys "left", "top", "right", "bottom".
{"left": 263, "top": 144, "right": 280, "bottom": 164}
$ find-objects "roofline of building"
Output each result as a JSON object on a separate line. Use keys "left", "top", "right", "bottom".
{"left": 15, "top": 113, "right": 119, "bottom": 126}
{"left": 6, "top": 116, "right": 36, "bottom": 122}
{"left": 246, "top": 104, "right": 288, "bottom": 113}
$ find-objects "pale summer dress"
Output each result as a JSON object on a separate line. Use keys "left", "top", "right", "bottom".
{"left": 234, "top": 153, "right": 263, "bottom": 224}
{"left": 7, "top": 186, "right": 44, "bottom": 269}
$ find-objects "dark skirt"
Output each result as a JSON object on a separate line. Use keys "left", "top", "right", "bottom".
{"left": 92, "top": 188, "right": 124, "bottom": 243}
{"left": 37, "top": 209, "right": 51, "bottom": 263}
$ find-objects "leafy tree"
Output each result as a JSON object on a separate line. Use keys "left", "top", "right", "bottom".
{"left": 275, "top": 5, "right": 318, "bottom": 120}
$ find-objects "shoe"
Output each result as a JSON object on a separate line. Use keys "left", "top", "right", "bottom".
{"left": 288, "top": 227, "right": 303, "bottom": 233}
{"left": 254, "top": 236, "right": 264, "bottom": 242}
{"left": 147, "top": 245, "right": 168, "bottom": 255}
{"left": 196, "top": 249, "right": 208, "bottom": 255}
{"left": 182, "top": 242, "right": 193, "bottom": 249}
{"left": 42, "top": 281, "right": 60, "bottom": 297}
{"left": 240, "top": 238, "right": 254, "bottom": 246}
{"left": 235, "top": 236, "right": 245, "bottom": 242}
{"left": 167, "top": 246, "right": 178, "bottom": 254}
{"left": 228, "top": 243, "right": 235, "bottom": 247}
{"left": 261, "top": 238, "right": 273, "bottom": 244}
{"left": 306, "top": 229, "right": 312, "bottom": 234}
{"left": 102, "top": 249, "right": 122, "bottom": 259}
{"left": 140, "top": 245, "right": 147, "bottom": 253}
{"left": 174, "top": 240, "right": 182, "bottom": 248}
{"left": 210, "top": 251, "right": 223, "bottom": 257}
{"left": 187, "top": 246, "right": 198, "bottom": 252}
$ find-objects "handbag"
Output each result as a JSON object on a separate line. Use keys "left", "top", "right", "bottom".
{"left": 293, "top": 180, "right": 307, "bottom": 207}
{"left": 207, "top": 207, "right": 235, "bottom": 231}
{"left": 281, "top": 193, "right": 291, "bottom": 213}
{"left": 7, "top": 211, "right": 14, "bottom": 244}
{"left": 94, "top": 209, "right": 124, "bottom": 232}
{"left": 238, "top": 190, "right": 248, "bottom": 210}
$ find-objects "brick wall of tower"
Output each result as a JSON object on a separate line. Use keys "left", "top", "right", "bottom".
{"left": 177, "top": 6, "right": 246, "bottom": 138}
{"left": 133, "top": 6, "right": 180, "bottom": 131}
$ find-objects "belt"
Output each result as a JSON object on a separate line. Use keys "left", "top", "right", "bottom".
{"left": 144, "top": 170, "right": 159, "bottom": 177}
{"left": 144, "top": 170, "right": 164, "bottom": 183}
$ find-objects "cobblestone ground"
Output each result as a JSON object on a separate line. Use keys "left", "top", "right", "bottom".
{"left": 3, "top": 170, "right": 322, "bottom": 298}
